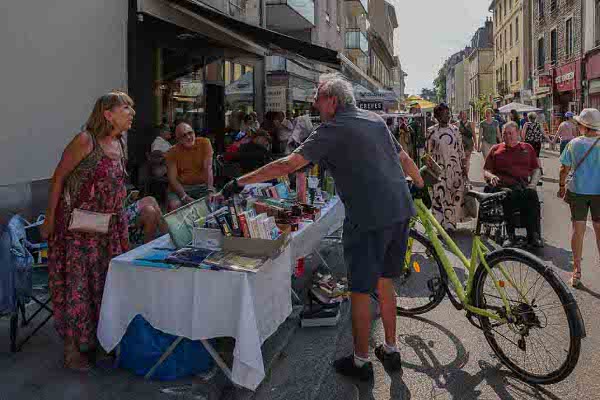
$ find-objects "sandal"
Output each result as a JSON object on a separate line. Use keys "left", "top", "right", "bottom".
{"left": 568, "top": 270, "right": 581, "bottom": 288}
{"left": 63, "top": 341, "right": 92, "bottom": 372}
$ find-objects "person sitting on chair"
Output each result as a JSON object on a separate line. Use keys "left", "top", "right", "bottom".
{"left": 483, "top": 121, "right": 543, "bottom": 248}
{"left": 165, "top": 122, "right": 214, "bottom": 211}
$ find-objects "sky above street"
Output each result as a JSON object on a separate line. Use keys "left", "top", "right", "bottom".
{"left": 390, "top": 0, "right": 492, "bottom": 95}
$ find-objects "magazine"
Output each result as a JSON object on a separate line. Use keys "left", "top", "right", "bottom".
{"left": 202, "top": 251, "right": 268, "bottom": 273}
{"left": 164, "top": 247, "right": 215, "bottom": 267}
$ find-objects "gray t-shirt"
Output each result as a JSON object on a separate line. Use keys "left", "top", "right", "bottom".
{"left": 294, "top": 105, "right": 416, "bottom": 230}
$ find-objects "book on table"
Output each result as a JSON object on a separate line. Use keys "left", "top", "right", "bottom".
{"left": 202, "top": 251, "right": 268, "bottom": 273}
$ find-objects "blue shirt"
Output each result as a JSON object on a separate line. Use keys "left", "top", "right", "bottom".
{"left": 559, "top": 136, "right": 600, "bottom": 195}
{"left": 294, "top": 104, "right": 416, "bottom": 230}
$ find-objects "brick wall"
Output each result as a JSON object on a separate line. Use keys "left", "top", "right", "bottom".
{"left": 532, "top": 0, "right": 583, "bottom": 71}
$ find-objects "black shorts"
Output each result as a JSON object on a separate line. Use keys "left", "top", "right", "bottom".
{"left": 526, "top": 141, "right": 542, "bottom": 157}
{"left": 567, "top": 192, "right": 600, "bottom": 222}
{"left": 342, "top": 219, "right": 411, "bottom": 294}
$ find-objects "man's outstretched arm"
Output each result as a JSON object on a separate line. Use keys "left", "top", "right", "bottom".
{"left": 238, "top": 153, "right": 310, "bottom": 186}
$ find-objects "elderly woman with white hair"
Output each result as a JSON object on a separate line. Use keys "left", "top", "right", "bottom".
{"left": 521, "top": 112, "right": 545, "bottom": 157}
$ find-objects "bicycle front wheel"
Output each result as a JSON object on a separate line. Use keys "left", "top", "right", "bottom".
{"left": 394, "top": 229, "right": 447, "bottom": 316}
{"left": 473, "top": 248, "right": 583, "bottom": 385}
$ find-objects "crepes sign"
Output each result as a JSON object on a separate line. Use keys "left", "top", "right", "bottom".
{"left": 358, "top": 101, "right": 383, "bottom": 111}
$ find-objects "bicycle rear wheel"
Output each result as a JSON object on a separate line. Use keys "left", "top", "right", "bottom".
{"left": 394, "top": 229, "right": 447, "bottom": 316}
{"left": 473, "top": 248, "right": 583, "bottom": 385}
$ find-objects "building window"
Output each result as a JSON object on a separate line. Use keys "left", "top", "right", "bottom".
{"left": 516, "top": 56, "right": 520, "bottom": 81}
{"left": 538, "top": 0, "right": 544, "bottom": 18}
{"left": 509, "top": 61, "right": 513, "bottom": 83}
{"left": 550, "top": 0, "right": 557, "bottom": 12}
{"left": 510, "top": 23, "right": 513, "bottom": 47}
{"left": 504, "top": 64, "right": 508, "bottom": 83}
{"left": 537, "top": 37, "right": 545, "bottom": 70}
{"left": 566, "top": 18, "right": 574, "bottom": 58}
{"left": 515, "top": 16, "right": 519, "bottom": 42}
{"left": 504, "top": 0, "right": 507, "bottom": 16}
{"left": 498, "top": 5, "right": 502, "bottom": 21}
{"left": 551, "top": 29, "right": 558, "bottom": 65}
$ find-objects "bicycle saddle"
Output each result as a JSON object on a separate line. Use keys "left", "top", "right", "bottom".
{"left": 466, "top": 190, "right": 507, "bottom": 202}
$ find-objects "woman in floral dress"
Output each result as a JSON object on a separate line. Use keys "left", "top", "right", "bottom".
{"left": 426, "top": 103, "right": 467, "bottom": 231}
{"left": 41, "top": 92, "right": 135, "bottom": 370}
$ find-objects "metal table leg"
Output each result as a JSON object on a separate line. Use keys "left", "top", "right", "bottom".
{"left": 144, "top": 336, "right": 184, "bottom": 380}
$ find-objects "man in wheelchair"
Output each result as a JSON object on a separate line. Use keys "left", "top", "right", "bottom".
{"left": 483, "top": 121, "right": 543, "bottom": 248}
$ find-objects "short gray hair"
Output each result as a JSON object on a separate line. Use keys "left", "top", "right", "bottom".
{"left": 503, "top": 121, "right": 519, "bottom": 133}
{"left": 527, "top": 112, "right": 537, "bottom": 122}
{"left": 318, "top": 74, "right": 356, "bottom": 106}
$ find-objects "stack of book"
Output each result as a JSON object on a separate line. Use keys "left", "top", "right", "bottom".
{"left": 201, "top": 200, "right": 283, "bottom": 240}
{"left": 300, "top": 274, "right": 348, "bottom": 328}
{"left": 310, "top": 273, "right": 348, "bottom": 304}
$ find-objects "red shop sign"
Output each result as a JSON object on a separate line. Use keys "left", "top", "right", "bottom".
{"left": 554, "top": 61, "right": 579, "bottom": 92}
{"left": 586, "top": 52, "right": 600, "bottom": 80}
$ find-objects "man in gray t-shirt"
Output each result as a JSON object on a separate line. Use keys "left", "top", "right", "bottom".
{"left": 221, "top": 74, "right": 424, "bottom": 381}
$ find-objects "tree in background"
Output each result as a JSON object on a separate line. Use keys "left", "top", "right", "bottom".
{"left": 433, "top": 67, "right": 447, "bottom": 103}
{"left": 471, "top": 92, "right": 494, "bottom": 122}
{"left": 420, "top": 88, "right": 437, "bottom": 102}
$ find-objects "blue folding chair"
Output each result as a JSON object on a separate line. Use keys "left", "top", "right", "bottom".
{"left": 0, "top": 215, "right": 53, "bottom": 352}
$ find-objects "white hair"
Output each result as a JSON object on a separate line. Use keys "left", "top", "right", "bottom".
{"left": 318, "top": 74, "right": 356, "bottom": 106}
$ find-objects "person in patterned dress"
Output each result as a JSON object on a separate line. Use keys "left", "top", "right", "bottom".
{"left": 426, "top": 103, "right": 467, "bottom": 231}
{"left": 41, "top": 91, "right": 135, "bottom": 370}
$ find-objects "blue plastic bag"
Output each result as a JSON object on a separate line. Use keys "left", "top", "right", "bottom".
{"left": 118, "top": 315, "right": 214, "bottom": 380}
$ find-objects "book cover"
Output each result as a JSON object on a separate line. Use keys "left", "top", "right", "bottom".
{"left": 227, "top": 199, "right": 241, "bottom": 236}
{"left": 203, "top": 251, "right": 267, "bottom": 273}
{"left": 238, "top": 213, "right": 250, "bottom": 238}
{"left": 165, "top": 247, "right": 215, "bottom": 267}
{"left": 216, "top": 212, "right": 233, "bottom": 237}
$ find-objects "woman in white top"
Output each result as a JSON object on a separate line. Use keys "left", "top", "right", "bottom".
{"left": 151, "top": 128, "right": 173, "bottom": 153}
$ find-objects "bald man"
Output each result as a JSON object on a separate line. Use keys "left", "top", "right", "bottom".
{"left": 165, "top": 123, "right": 214, "bottom": 211}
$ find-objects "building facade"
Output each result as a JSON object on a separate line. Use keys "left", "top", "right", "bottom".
{"left": 490, "top": 0, "right": 533, "bottom": 105}
{"left": 583, "top": 0, "right": 600, "bottom": 108}
{"left": 532, "top": 0, "right": 583, "bottom": 131}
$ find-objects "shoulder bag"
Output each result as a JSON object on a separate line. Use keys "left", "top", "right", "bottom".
{"left": 66, "top": 136, "right": 126, "bottom": 234}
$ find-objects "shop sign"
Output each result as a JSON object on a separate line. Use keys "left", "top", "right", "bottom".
{"left": 266, "top": 87, "right": 287, "bottom": 112}
{"left": 554, "top": 61, "right": 579, "bottom": 93}
{"left": 357, "top": 101, "right": 383, "bottom": 111}
{"left": 534, "top": 74, "right": 552, "bottom": 95}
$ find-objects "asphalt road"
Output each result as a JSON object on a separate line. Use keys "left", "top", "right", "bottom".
{"left": 327, "top": 151, "right": 600, "bottom": 400}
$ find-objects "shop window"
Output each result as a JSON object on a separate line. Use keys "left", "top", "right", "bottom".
{"left": 225, "top": 63, "right": 255, "bottom": 130}
{"left": 537, "top": 37, "right": 545, "bottom": 70}
{"left": 566, "top": 18, "right": 574, "bottom": 58}
{"left": 551, "top": 29, "right": 557, "bottom": 65}
{"left": 166, "top": 67, "right": 206, "bottom": 133}
{"left": 225, "top": 61, "right": 232, "bottom": 85}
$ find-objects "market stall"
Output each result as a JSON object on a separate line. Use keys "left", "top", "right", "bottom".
{"left": 97, "top": 173, "right": 345, "bottom": 391}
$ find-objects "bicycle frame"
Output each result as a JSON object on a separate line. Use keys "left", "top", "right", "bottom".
{"left": 408, "top": 199, "right": 531, "bottom": 322}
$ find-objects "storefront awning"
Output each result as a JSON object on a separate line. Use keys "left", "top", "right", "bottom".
{"left": 139, "top": 0, "right": 341, "bottom": 69}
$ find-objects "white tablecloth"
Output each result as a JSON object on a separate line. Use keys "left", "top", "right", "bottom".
{"left": 97, "top": 235, "right": 292, "bottom": 391}
{"left": 289, "top": 196, "right": 345, "bottom": 261}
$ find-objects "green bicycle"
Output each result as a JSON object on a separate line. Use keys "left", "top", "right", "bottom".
{"left": 394, "top": 189, "right": 586, "bottom": 385}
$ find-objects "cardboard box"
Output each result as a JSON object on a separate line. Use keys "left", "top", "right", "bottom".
{"left": 223, "top": 232, "right": 290, "bottom": 258}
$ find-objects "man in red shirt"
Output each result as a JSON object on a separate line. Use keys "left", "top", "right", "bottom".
{"left": 484, "top": 121, "right": 543, "bottom": 247}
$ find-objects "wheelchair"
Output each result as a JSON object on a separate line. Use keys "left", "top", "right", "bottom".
{"left": 470, "top": 182, "right": 544, "bottom": 248}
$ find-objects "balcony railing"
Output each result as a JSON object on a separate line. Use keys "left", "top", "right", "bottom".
{"left": 346, "top": 29, "right": 368, "bottom": 54}
{"left": 266, "top": 0, "right": 315, "bottom": 26}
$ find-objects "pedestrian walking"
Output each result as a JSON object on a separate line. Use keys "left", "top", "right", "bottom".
{"left": 479, "top": 108, "right": 501, "bottom": 158}
{"left": 522, "top": 112, "right": 545, "bottom": 157}
{"left": 428, "top": 103, "right": 467, "bottom": 231}
{"left": 558, "top": 108, "right": 600, "bottom": 287}
{"left": 457, "top": 110, "right": 477, "bottom": 178}
{"left": 220, "top": 74, "right": 424, "bottom": 381}
{"left": 557, "top": 112, "right": 578, "bottom": 155}
{"left": 41, "top": 91, "right": 134, "bottom": 370}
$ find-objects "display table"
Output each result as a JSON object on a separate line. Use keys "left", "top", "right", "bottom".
{"left": 289, "top": 196, "right": 345, "bottom": 262}
{"left": 97, "top": 235, "right": 292, "bottom": 391}
{"left": 97, "top": 196, "right": 345, "bottom": 391}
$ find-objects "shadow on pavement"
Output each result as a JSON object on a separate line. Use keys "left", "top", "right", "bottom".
{"left": 532, "top": 243, "right": 573, "bottom": 272}
{"left": 576, "top": 284, "right": 600, "bottom": 300}
{"left": 399, "top": 315, "right": 562, "bottom": 400}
